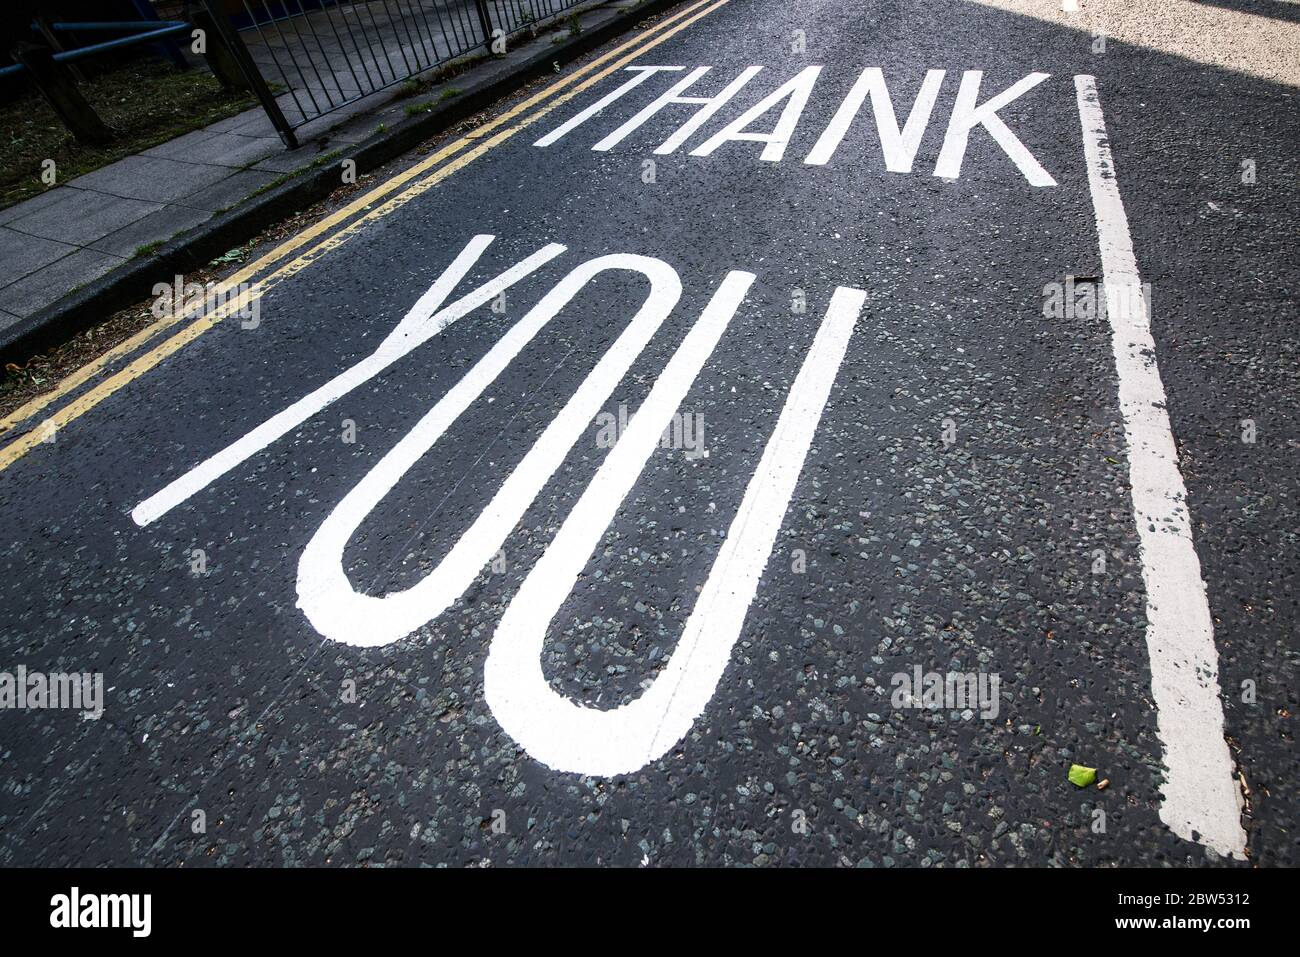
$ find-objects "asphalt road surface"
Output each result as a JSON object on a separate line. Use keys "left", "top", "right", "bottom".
{"left": 1, "top": 0, "right": 1296, "bottom": 868}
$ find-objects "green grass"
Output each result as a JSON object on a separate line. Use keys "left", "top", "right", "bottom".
{"left": 403, "top": 87, "right": 464, "bottom": 116}
{"left": 309, "top": 148, "right": 345, "bottom": 169}
{"left": 245, "top": 169, "right": 296, "bottom": 200}
{"left": 392, "top": 54, "right": 489, "bottom": 101}
{"left": 397, "top": 77, "right": 426, "bottom": 99}
{"left": 0, "top": 58, "right": 255, "bottom": 211}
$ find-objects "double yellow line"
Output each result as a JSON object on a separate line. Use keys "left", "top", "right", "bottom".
{"left": 0, "top": 0, "right": 729, "bottom": 473}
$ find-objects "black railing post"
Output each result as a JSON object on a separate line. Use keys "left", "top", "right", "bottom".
{"left": 196, "top": 0, "right": 299, "bottom": 149}
{"left": 190, "top": 7, "right": 249, "bottom": 93}
{"left": 10, "top": 41, "right": 113, "bottom": 146}
{"left": 473, "top": 0, "right": 496, "bottom": 52}
{"left": 31, "top": 17, "right": 86, "bottom": 82}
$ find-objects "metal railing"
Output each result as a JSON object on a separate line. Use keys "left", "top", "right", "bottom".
{"left": 203, "top": 0, "right": 593, "bottom": 147}
{"left": 3, "top": 15, "right": 196, "bottom": 147}
{"left": 0, "top": 20, "right": 191, "bottom": 81}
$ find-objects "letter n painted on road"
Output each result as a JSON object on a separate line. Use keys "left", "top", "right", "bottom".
{"left": 805, "top": 68, "right": 946, "bottom": 172}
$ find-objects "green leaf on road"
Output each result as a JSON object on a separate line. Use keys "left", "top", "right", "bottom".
{"left": 1068, "top": 764, "right": 1097, "bottom": 788}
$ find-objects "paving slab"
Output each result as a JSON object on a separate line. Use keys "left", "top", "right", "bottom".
{"left": 0, "top": 187, "right": 65, "bottom": 227}
{"left": 4, "top": 189, "right": 163, "bottom": 247}
{"left": 145, "top": 130, "right": 284, "bottom": 169}
{"left": 204, "top": 108, "right": 266, "bottom": 134}
{"left": 0, "top": 228, "right": 77, "bottom": 288}
{"left": 177, "top": 169, "right": 286, "bottom": 213}
{"left": 217, "top": 111, "right": 280, "bottom": 138}
{"left": 87, "top": 204, "right": 215, "bottom": 259}
{"left": 250, "top": 140, "right": 350, "bottom": 173}
{"left": 67, "top": 155, "right": 236, "bottom": 205}
{"left": 0, "top": 247, "right": 124, "bottom": 318}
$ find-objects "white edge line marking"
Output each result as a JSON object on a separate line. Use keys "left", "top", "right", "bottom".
{"left": 1075, "top": 74, "right": 1246, "bottom": 858}
{"left": 484, "top": 285, "right": 864, "bottom": 777}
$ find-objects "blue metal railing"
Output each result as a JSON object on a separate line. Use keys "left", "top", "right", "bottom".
{"left": 0, "top": 21, "right": 191, "bottom": 80}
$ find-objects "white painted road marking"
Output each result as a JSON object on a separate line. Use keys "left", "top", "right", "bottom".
{"left": 805, "top": 67, "right": 946, "bottom": 172}
{"left": 1075, "top": 74, "right": 1246, "bottom": 858}
{"left": 297, "top": 255, "right": 710, "bottom": 647}
{"left": 591, "top": 65, "right": 763, "bottom": 154}
{"left": 936, "top": 71, "right": 1056, "bottom": 186}
{"left": 126, "top": 64, "right": 1244, "bottom": 852}
{"left": 690, "top": 65, "right": 823, "bottom": 162}
{"left": 131, "top": 235, "right": 565, "bottom": 527}
{"left": 485, "top": 286, "right": 864, "bottom": 776}
{"left": 538, "top": 65, "right": 1057, "bottom": 184}
{"left": 533, "top": 65, "right": 685, "bottom": 148}
{"left": 133, "top": 228, "right": 851, "bottom": 773}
